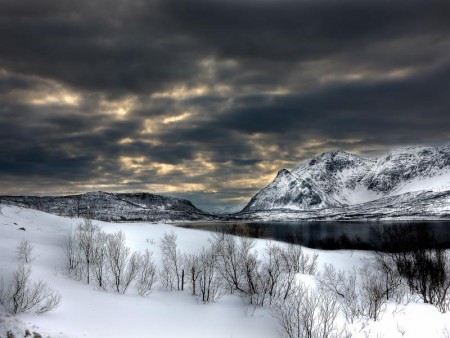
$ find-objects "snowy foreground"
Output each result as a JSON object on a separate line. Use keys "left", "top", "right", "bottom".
{"left": 1, "top": 205, "right": 450, "bottom": 338}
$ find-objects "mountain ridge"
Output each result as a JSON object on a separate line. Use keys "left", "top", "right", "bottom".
{"left": 242, "top": 144, "right": 450, "bottom": 216}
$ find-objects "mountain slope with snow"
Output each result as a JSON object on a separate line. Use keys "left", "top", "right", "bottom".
{"left": 243, "top": 169, "right": 339, "bottom": 211}
{"left": 242, "top": 145, "right": 450, "bottom": 215}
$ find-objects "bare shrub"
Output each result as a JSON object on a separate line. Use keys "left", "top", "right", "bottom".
{"left": 16, "top": 239, "right": 34, "bottom": 263}
{"left": 273, "top": 283, "right": 341, "bottom": 338}
{"left": 372, "top": 224, "right": 450, "bottom": 312}
{"left": 284, "top": 244, "right": 318, "bottom": 275}
{"left": 278, "top": 245, "right": 303, "bottom": 301}
{"left": 264, "top": 243, "right": 285, "bottom": 303}
{"left": 137, "top": 249, "right": 157, "bottom": 296}
{"left": 359, "top": 265, "right": 387, "bottom": 321}
{"left": 318, "top": 262, "right": 390, "bottom": 322}
{"left": 233, "top": 242, "right": 320, "bottom": 308}
{"left": 242, "top": 250, "right": 268, "bottom": 307}
{"left": 399, "top": 248, "right": 450, "bottom": 311}
{"left": 370, "top": 252, "right": 405, "bottom": 303}
{"left": 0, "top": 265, "right": 61, "bottom": 314}
{"left": 213, "top": 233, "right": 254, "bottom": 293}
{"left": 317, "top": 264, "right": 360, "bottom": 324}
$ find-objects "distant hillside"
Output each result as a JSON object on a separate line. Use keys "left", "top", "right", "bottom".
{"left": 0, "top": 191, "right": 213, "bottom": 222}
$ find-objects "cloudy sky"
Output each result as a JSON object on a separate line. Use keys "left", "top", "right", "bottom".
{"left": 1, "top": 0, "right": 449, "bottom": 211}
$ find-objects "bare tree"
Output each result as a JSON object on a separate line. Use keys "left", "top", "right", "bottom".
{"left": 198, "top": 247, "right": 225, "bottom": 303}
{"left": 77, "top": 219, "right": 101, "bottom": 284}
{"left": 185, "top": 253, "right": 201, "bottom": 296}
{"left": 91, "top": 231, "right": 109, "bottom": 290}
{"left": 0, "top": 265, "right": 61, "bottom": 315}
{"left": 65, "top": 224, "right": 151, "bottom": 295}
{"left": 64, "top": 227, "right": 82, "bottom": 278}
{"left": 107, "top": 231, "right": 130, "bottom": 293}
{"left": 159, "top": 232, "right": 185, "bottom": 291}
{"left": 121, "top": 252, "right": 142, "bottom": 294}
{"left": 105, "top": 231, "right": 143, "bottom": 294}
{"left": 16, "top": 239, "right": 34, "bottom": 263}
{"left": 159, "top": 254, "right": 176, "bottom": 290}
{"left": 137, "top": 249, "right": 157, "bottom": 296}
{"left": 64, "top": 223, "right": 109, "bottom": 286}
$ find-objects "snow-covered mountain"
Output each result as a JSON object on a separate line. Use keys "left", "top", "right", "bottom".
{"left": 242, "top": 145, "right": 450, "bottom": 216}
{"left": 2, "top": 145, "right": 450, "bottom": 222}
{"left": 0, "top": 191, "right": 213, "bottom": 222}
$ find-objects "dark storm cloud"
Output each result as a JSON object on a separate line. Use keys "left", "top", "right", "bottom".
{"left": 0, "top": 0, "right": 204, "bottom": 94}
{"left": 217, "top": 61, "right": 450, "bottom": 138}
{"left": 1, "top": 0, "right": 447, "bottom": 93}
{"left": 164, "top": 0, "right": 450, "bottom": 61}
{"left": 0, "top": 0, "right": 449, "bottom": 210}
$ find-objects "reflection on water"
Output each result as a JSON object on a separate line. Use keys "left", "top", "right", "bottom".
{"left": 177, "top": 221, "right": 450, "bottom": 250}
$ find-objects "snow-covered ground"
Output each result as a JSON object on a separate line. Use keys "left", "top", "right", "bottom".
{"left": 1, "top": 205, "right": 450, "bottom": 338}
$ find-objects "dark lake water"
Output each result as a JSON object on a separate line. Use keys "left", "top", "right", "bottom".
{"left": 177, "top": 221, "right": 450, "bottom": 250}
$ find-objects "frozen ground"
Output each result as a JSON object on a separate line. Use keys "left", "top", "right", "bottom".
{"left": 1, "top": 205, "right": 450, "bottom": 338}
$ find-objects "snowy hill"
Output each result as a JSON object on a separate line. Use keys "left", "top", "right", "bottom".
{"left": 242, "top": 145, "right": 450, "bottom": 218}
{"left": 0, "top": 205, "right": 278, "bottom": 338}
{"left": 2, "top": 205, "right": 450, "bottom": 338}
{"left": 0, "top": 191, "right": 213, "bottom": 222}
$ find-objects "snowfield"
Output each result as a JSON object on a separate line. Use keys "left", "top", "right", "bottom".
{"left": 1, "top": 205, "right": 450, "bottom": 338}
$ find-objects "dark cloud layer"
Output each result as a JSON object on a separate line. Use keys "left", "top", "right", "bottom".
{"left": 0, "top": 0, "right": 449, "bottom": 211}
